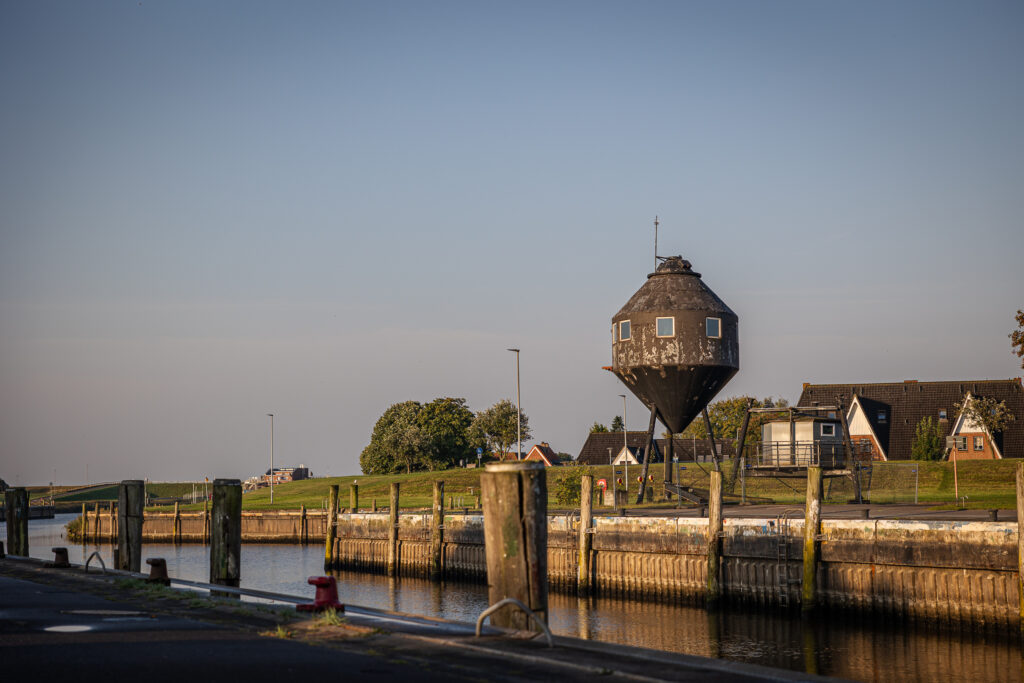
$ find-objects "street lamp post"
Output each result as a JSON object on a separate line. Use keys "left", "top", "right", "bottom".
{"left": 266, "top": 413, "right": 275, "bottom": 504}
{"left": 507, "top": 349, "right": 521, "bottom": 460}
{"left": 619, "top": 394, "right": 627, "bottom": 503}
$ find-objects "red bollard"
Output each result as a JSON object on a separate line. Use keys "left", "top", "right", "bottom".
{"left": 297, "top": 576, "right": 345, "bottom": 612}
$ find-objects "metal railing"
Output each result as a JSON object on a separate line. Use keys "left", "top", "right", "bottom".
{"left": 748, "top": 441, "right": 847, "bottom": 469}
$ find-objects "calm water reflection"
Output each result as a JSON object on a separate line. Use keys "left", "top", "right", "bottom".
{"left": 4, "top": 514, "right": 1020, "bottom": 683}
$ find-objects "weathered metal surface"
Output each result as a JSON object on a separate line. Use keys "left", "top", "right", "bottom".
{"left": 610, "top": 256, "right": 739, "bottom": 434}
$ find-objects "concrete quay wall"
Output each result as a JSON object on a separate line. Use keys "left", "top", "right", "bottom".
{"left": 76, "top": 508, "right": 1019, "bottom": 627}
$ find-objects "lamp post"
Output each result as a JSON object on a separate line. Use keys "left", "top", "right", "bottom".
{"left": 619, "top": 394, "right": 627, "bottom": 502}
{"left": 507, "top": 348, "right": 521, "bottom": 460}
{"left": 266, "top": 413, "right": 275, "bottom": 504}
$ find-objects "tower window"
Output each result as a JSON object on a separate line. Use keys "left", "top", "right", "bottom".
{"left": 656, "top": 317, "right": 675, "bottom": 337}
{"left": 706, "top": 317, "right": 721, "bottom": 339}
{"left": 619, "top": 320, "right": 631, "bottom": 341}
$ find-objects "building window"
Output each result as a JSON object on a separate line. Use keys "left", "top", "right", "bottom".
{"left": 656, "top": 317, "right": 675, "bottom": 337}
{"left": 821, "top": 424, "right": 835, "bottom": 437}
{"left": 877, "top": 410, "right": 887, "bottom": 423}
{"left": 939, "top": 409, "right": 947, "bottom": 420}
{"left": 956, "top": 436, "right": 967, "bottom": 451}
{"left": 974, "top": 436, "right": 984, "bottom": 451}
{"left": 706, "top": 317, "right": 721, "bottom": 338}
{"left": 619, "top": 320, "right": 631, "bottom": 341}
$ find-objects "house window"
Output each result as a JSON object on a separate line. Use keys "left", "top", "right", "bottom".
{"left": 956, "top": 436, "right": 967, "bottom": 451}
{"left": 656, "top": 317, "right": 675, "bottom": 337}
{"left": 876, "top": 409, "right": 887, "bottom": 423}
{"left": 821, "top": 424, "right": 835, "bottom": 437}
{"left": 974, "top": 436, "right": 984, "bottom": 451}
{"left": 706, "top": 317, "right": 721, "bottom": 338}
{"left": 619, "top": 320, "right": 631, "bottom": 341}
{"left": 939, "top": 409, "right": 947, "bottom": 420}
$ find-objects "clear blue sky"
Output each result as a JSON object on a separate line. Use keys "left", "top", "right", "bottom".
{"left": 2, "top": 1, "right": 1022, "bottom": 484}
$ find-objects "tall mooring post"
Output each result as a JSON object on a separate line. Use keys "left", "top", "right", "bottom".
{"left": 480, "top": 461, "right": 548, "bottom": 631}
{"left": 388, "top": 482, "right": 400, "bottom": 577}
{"left": 117, "top": 480, "right": 144, "bottom": 573}
{"left": 802, "top": 466, "right": 823, "bottom": 612}
{"left": 173, "top": 501, "right": 182, "bottom": 544}
{"left": 210, "top": 478, "right": 241, "bottom": 596}
{"left": 4, "top": 488, "right": 29, "bottom": 556}
{"left": 578, "top": 474, "right": 594, "bottom": 596}
{"left": 430, "top": 480, "right": 445, "bottom": 582}
{"left": 325, "top": 484, "right": 339, "bottom": 569}
{"left": 706, "top": 470, "right": 723, "bottom": 605}
{"left": 1016, "top": 462, "right": 1024, "bottom": 640}
{"left": 350, "top": 483, "right": 359, "bottom": 512}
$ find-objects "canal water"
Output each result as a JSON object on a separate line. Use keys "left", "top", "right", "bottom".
{"left": 4, "top": 514, "right": 1020, "bottom": 682}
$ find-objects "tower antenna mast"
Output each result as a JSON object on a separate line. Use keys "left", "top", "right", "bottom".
{"left": 653, "top": 215, "right": 660, "bottom": 270}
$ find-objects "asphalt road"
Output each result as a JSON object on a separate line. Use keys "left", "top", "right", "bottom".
{"left": 0, "top": 559, "right": 842, "bottom": 683}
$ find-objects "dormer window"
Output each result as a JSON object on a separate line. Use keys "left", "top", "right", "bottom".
{"left": 706, "top": 317, "right": 721, "bottom": 339}
{"left": 656, "top": 317, "right": 675, "bottom": 338}
{"left": 619, "top": 320, "right": 631, "bottom": 341}
{"left": 877, "top": 409, "right": 887, "bottom": 423}
{"left": 939, "top": 409, "right": 947, "bottom": 420}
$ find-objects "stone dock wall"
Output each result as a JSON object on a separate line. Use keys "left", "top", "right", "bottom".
{"left": 76, "top": 508, "right": 1019, "bottom": 627}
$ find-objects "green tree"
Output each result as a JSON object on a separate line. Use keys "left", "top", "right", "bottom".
{"left": 472, "top": 399, "right": 531, "bottom": 458}
{"left": 1011, "top": 309, "right": 1024, "bottom": 369}
{"left": 552, "top": 468, "right": 586, "bottom": 507}
{"left": 911, "top": 416, "right": 945, "bottom": 461}
{"left": 418, "top": 397, "right": 475, "bottom": 470}
{"left": 678, "top": 396, "right": 790, "bottom": 446}
{"left": 954, "top": 395, "right": 1016, "bottom": 435}
{"left": 590, "top": 422, "right": 609, "bottom": 433}
{"left": 359, "top": 401, "right": 427, "bottom": 475}
{"left": 610, "top": 415, "right": 624, "bottom": 432}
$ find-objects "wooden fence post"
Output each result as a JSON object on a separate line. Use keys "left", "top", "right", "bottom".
{"left": 173, "top": 501, "right": 182, "bottom": 544}
{"left": 481, "top": 462, "right": 548, "bottom": 631}
{"left": 706, "top": 471, "right": 723, "bottom": 605}
{"left": 117, "top": 480, "right": 144, "bottom": 573}
{"left": 1016, "top": 462, "right": 1024, "bottom": 640}
{"left": 325, "top": 485, "right": 339, "bottom": 569}
{"left": 430, "top": 481, "right": 445, "bottom": 581}
{"left": 388, "top": 483, "right": 400, "bottom": 577}
{"left": 4, "top": 488, "right": 29, "bottom": 556}
{"left": 578, "top": 474, "right": 594, "bottom": 596}
{"left": 802, "top": 466, "right": 823, "bottom": 612}
{"left": 350, "top": 483, "right": 359, "bottom": 512}
{"left": 210, "top": 478, "right": 242, "bottom": 596}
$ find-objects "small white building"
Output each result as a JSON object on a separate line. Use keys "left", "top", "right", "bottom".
{"left": 759, "top": 417, "right": 844, "bottom": 467}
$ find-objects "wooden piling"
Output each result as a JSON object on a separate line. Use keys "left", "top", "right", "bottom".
{"left": 802, "top": 466, "right": 823, "bottom": 612}
{"left": 117, "top": 480, "right": 144, "bottom": 573}
{"left": 81, "top": 503, "right": 87, "bottom": 544}
{"left": 372, "top": 498, "right": 377, "bottom": 513}
{"left": 325, "top": 485, "right": 339, "bottom": 569}
{"left": 350, "top": 483, "right": 358, "bottom": 512}
{"left": 173, "top": 501, "right": 182, "bottom": 544}
{"left": 578, "top": 474, "right": 594, "bottom": 596}
{"left": 209, "top": 478, "right": 241, "bottom": 596}
{"left": 388, "top": 483, "right": 400, "bottom": 577}
{"left": 300, "top": 504, "right": 307, "bottom": 544}
{"left": 481, "top": 461, "right": 548, "bottom": 631}
{"left": 109, "top": 504, "right": 117, "bottom": 541}
{"left": 93, "top": 502, "right": 100, "bottom": 542}
{"left": 706, "top": 471, "right": 723, "bottom": 605}
{"left": 202, "top": 498, "right": 209, "bottom": 545}
{"left": 1017, "top": 462, "right": 1024, "bottom": 640}
{"left": 4, "top": 488, "right": 29, "bottom": 556}
{"left": 430, "top": 480, "right": 444, "bottom": 582}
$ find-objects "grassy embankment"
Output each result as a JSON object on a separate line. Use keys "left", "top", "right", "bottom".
{"left": 176, "top": 459, "right": 1019, "bottom": 513}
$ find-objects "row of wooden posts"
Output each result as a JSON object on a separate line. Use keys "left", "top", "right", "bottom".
{"left": 7, "top": 463, "right": 1024, "bottom": 633}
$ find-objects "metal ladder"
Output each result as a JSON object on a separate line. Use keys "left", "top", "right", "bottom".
{"left": 775, "top": 509, "right": 799, "bottom": 608}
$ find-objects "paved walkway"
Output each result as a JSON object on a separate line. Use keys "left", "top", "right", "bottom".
{"left": 0, "top": 559, "right": 841, "bottom": 682}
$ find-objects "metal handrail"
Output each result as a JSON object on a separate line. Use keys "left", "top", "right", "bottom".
{"left": 84, "top": 551, "right": 106, "bottom": 573}
{"left": 475, "top": 598, "right": 553, "bottom": 648}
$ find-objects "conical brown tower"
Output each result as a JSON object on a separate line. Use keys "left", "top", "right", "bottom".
{"left": 609, "top": 256, "right": 739, "bottom": 434}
